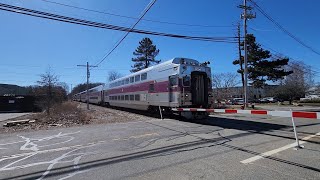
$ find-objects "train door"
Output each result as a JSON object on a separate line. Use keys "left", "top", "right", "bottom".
{"left": 168, "top": 75, "right": 178, "bottom": 105}
{"left": 191, "top": 72, "right": 208, "bottom": 107}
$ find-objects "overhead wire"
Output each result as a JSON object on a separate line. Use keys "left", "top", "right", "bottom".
{"left": 258, "top": 43, "right": 320, "bottom": 77}
{"left": 248, "top": 0, "right": 320, "bottom": 56}
{"left": 0, "top": 3, "right": 238, "bottom": 43}
{"left": 40, "top": 0, "right": 233, "bottom": 28}
{"left": 95, "top": 0, "right": 157, "bottom": 66}
{"left": 247, "top": 25, "right": 320, "bottom": 76}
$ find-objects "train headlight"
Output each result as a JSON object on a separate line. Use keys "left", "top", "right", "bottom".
{"left": 185, "top": 94, "right": 189, "bottom": 97}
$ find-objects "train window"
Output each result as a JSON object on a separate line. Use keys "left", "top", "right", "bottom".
{"left": 121, "top": 95, "right": 124, "bottom": 100}
{"left": 135, "top": 94, "right": 140, "bottom": 101}
{"left": 135, "top": 75, "right": 140, "bottom": 82}
{"left": 169, "top": 76, "right": 178, "bottom": 86}
{"left": 149, "top": 84, "right": 155, "bottom": 92}
{"left": 130, "top": 77, "right": 134, "bottom": 83}
{"left": 183, "top": 76, "right": 191, "bottom": 86}
{"left": 121, "top": 80, "right": 125, "bottom": 85}
{"left": 125, "top": 78, "right": 129, "bottom": 84}
{"left": 130, "top": 95, "right": 134, "bottom": 101}
{"left": 118, "top": 96, "right": 121, "bottom": 100}
{"left": 141, "top": 73, "right": 147, "bottom": 80}
{"left": 125, "top": 95, "right": 129, "bottom": 100}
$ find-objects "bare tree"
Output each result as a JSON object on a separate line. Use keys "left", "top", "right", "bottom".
{"left": 212, "top": 73, "right": 240, "bottom": 100}
{"left": 37, "top": 68, "right": 58, "bottom": 115}
{"left": 108, "top": 71, "right": 122, "bottom": 82}
{"left": 274, "top": 61, "right": 315, "bottom": 104}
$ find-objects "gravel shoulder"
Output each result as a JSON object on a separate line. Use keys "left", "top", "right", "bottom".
{"left": 77, "top": 102, "right": 159, "bottom": 124}
{"left": 0, "top": 102, "right": 159, "bottom": 134}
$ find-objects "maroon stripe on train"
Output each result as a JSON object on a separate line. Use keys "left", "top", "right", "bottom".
{"left": 107, "top": 80, "right": 180, "bottom": 95}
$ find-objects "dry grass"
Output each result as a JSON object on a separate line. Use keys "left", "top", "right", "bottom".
{"left": 34, "top": 101, "right": 90, "bottom": 126}
{"left": 1, "top": 101, "right": 90, "bottom": 133}
{"left": 1, "top": 101, "right": 157, "bottom": 133}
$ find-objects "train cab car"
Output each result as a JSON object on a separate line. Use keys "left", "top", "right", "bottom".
{"left": 103, "top": 57, "right": 213, "bottom": 118}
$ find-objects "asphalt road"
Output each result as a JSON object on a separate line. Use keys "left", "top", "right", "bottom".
{"left": 0, "top": 112, "right": 319, "bottom": 180}
{"left": 0, "top": 113, "right": 29, "bottom": 122}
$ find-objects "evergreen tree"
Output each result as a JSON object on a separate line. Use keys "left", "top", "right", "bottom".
{"left": 131, "top": 37, "right": 160, "bottom": 72}
{"left": 233, "top": 34, "right": 292, "bottom": 88}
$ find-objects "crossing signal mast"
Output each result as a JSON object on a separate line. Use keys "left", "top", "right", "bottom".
{"left": 238, "top": 0, "right": 256, "bottom": 108}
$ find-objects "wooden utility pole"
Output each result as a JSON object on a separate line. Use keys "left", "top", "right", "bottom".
{"left": 238, "top": 0, "right": 255, "bottom": 107}
{"left": 237, "top": 23, "right": 245, "bottom": 94}
{"left": 77, "top": 62, "right": 97, "bottom": 110}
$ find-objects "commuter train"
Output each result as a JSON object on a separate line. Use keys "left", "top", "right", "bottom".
{"left": 73, "top": 57, "right": 213, "bottom": 118}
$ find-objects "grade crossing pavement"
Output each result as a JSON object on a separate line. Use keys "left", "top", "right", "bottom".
{"left": 0, "top": 113, "right": 319, "bottom": 180}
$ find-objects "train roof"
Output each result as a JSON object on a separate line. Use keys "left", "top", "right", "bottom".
{"left": 75, "top": 84, "right": 104, "bottom": 95}
{"left": 109, "top": 57, "right": 199, "bottom": 83}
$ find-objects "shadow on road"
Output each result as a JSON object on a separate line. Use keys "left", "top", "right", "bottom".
{"left": 4, "top": 116, "right": 320, "bottom": 180}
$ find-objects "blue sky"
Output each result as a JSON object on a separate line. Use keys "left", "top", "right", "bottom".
{"left": 0, "top": 0, "right": 319, "bottom": 90}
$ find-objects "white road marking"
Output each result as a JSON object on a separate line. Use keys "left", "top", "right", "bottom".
{"left": 0, "top": 141, "right": 105, "bottom": 161}
{"left": 241, "top": 132, "right": 320, "bottom": 164}
{"left": 0, "top": 131, "right": 100, "bottom": 180}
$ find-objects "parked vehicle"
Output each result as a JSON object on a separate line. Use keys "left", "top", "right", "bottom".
{"left": 258, "top": 97, "right": 280, "bottom": 103}
{"left": 230, "top": 98, "right": 244, "bottom": 105}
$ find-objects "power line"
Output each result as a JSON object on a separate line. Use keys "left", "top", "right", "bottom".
{"left": 0, "top": 3, "right": 238, "bottom": 43}
{"left": 248, "top": 0, "right": 320, "bottom": 56}
{"left": 259, "top": 43, "right": 320, "bottom": 76}
{"left": 40, "top": 0, "right": 233, "bottom": 28}
{"left": 248, "top": 26, "right": 320, "bottom": 75}
{"left": 95, "top": 0, "right": 157, "bottom": 66}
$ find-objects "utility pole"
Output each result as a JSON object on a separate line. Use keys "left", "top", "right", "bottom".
{"left": 77, "top": 62, "right": 97, "bottom": 110}
{"left": 238, "top": 0, "right": 255, "bottom": 108}
{"left": 237, "top": 23, "right": 245, "bottom": 93}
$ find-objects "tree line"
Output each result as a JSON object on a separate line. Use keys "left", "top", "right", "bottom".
{"left": 213, "top": 34, "right": 318, "bottom": 103}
